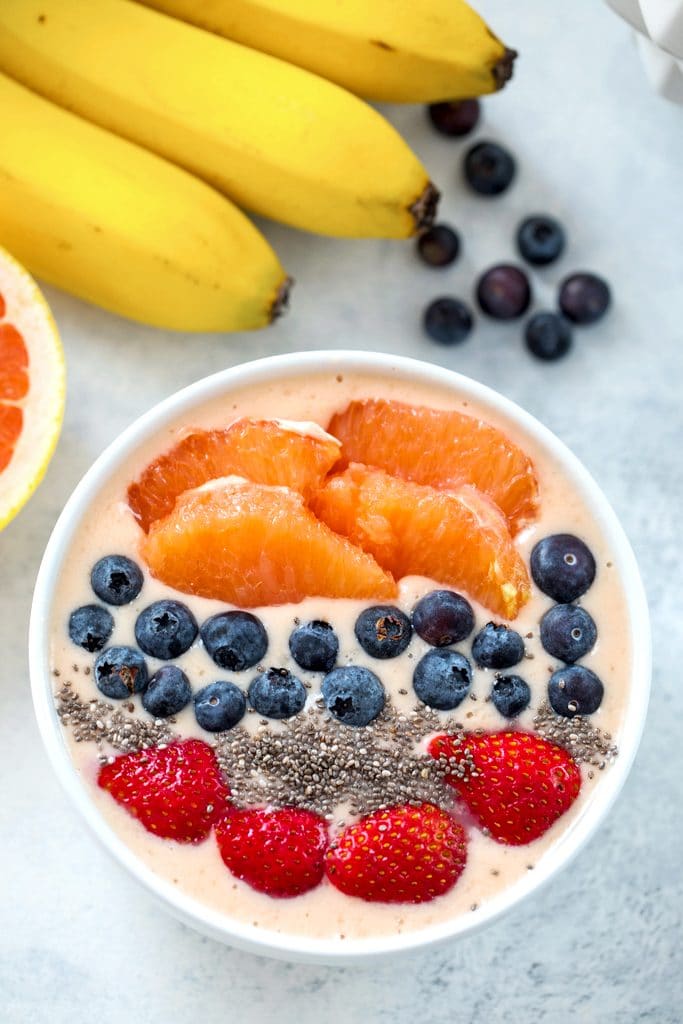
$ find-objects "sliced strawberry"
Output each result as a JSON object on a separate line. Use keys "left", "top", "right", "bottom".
{"left": 325, "top": 803, "right": 467, "bottom": 904}
{"left": 97, "top": 738, "right": 230, "bottom": 844}
{"left": 215, "top": 807, "right": 330, "bottom": 898}
{"left": 429, "top": 731, "right": 581, "bottom": 846}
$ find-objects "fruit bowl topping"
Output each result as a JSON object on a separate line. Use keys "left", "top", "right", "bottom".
{"left": 327, "top": 399, "right": 539, "bottom": 533}
{"left": 215, "top": 807, "right": 330, "bottom": 899}
{"left": 429, "top": 731, "right": 582, "bottom": 845}
{"left": 128, "top": 418, "right": 341, "bottom": 532}
{"left": 98, "top": 739, "right": 231, "bottom": 844}
{"left": 325, "top": 803, "right": 468, "bottom": 904}
{"left": 141, "top": 477, "right": 396, "bottom": 606}
{"left": 313, "top": 465, "right": 531, "bottom": 618}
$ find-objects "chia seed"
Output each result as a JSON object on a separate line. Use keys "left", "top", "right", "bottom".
{"left": 55, "top": 681, "right": 176, "bottom": 751}
{"left": 533, "top": 701, "right": 618, "bottom": 766}
{"left": 214, "top": 703, "right": 467, "bottom": 817}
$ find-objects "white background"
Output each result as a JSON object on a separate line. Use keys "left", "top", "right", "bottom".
{"left": 1, "top": 0, "right": 682, "bottom": 1020}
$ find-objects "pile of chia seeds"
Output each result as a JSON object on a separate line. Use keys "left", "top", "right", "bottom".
{"left": 214, "top": 698, "right": 470, "bottom": 819}
{"left": 55, "top": 674, "right": 617, "bottom": 819}
{"left": 55, "top": 680, "right": 176, "bottom": 754}
{"left": 533, "top": 701, "right": 618, "bottom": 768}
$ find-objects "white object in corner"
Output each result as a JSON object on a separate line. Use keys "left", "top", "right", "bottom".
{"left": 605, "top": 0, "right": 683, "bottom": 102}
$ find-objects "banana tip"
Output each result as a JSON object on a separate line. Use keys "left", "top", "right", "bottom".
{"left": 493, "top": 47, "right": 518, "bottom": 90}
{"left": 410, "top": 182, "right": 440, "bottom": 233}
{"left": 269, "top": 276, "right": 293, "bottom": 323}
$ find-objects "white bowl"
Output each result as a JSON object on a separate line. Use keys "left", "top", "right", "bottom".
{"left": 29, "top": 351, "right": 651, "bottom": 965}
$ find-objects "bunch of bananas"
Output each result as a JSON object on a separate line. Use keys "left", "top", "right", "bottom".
{"left": 0, "top": 0, "right": 515, "bottom": 332}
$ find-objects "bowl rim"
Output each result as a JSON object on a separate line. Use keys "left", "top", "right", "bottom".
{"left": 29, "top": 350, "right": 651, "bottom": 964}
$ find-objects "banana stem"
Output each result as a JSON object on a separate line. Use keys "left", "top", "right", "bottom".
{"left": 493, "top": 48, "right": 518, "bottom": 90}
{"left": 269, "top": 276, "right": 294, "bottom": 322}
{"left": 409, "top": 182, "right": 440, "bottom": 235}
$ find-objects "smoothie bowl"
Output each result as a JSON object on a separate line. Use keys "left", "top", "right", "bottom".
{"left": 29, "top": 351, "right": 650, "bottom": 964}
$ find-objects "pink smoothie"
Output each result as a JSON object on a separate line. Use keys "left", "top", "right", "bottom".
{"left": 49, "top": 369, "right": 631, "bottom": 942}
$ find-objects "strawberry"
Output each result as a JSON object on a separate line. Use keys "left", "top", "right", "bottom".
{"left": 429, "top": 730, "right": 581, "bottom": 845}
{"left": 97, "top": 738, "right": 230, "bottom": 843}
{"left": 325, "top": 803, "right": 467, "bottom": 904}
{"left": 215, "top": 807, "right": 330, "bottom": 898}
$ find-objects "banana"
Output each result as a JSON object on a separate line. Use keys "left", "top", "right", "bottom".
{"left": 136, "top": 0, "right": 516, "bottom": 103}
{"left": 0, "top": 0, "right": 436, "bottom": 240}
{"left": 0, "top": 73, "right": 289, "bottom": 332}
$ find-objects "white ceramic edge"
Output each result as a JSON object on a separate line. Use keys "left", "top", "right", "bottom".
{"left": 29, "top": 350, "right": 651, "bottom": 966}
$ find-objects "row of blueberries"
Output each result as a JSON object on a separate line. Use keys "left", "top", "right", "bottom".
{"left": 71, "top": 586, "right": 599, "bottom": 679}
{"left": 83, "top": 627, "right": 602, "bottom": 731}
{"left": 68, "top": 533, "right": 604, "bottom": 727}
{"left": 73, "top": 534, "right": 599, "bottom": 664}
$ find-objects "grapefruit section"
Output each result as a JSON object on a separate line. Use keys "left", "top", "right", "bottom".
{"left": 141, "top": 478, "right": 396, "bottom": 606}
{"left": 327, "top": 399, "right": 539, "bottom": 533}
{"left": 128, "top": 418, "right": 341, "bottom": 532}
{"left": 312, "top": 464, "right": 530, "bottom": 618}
{"left": 0, "top": 246, "right": 64, "bottom": 529}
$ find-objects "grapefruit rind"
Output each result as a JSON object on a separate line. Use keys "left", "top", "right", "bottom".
{"left": 0, "top": 246, "right": 65, "bottom": 531}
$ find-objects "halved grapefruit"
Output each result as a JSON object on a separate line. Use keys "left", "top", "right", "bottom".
{"left": 312, "top": 464, "right": 530, "bottom": 618}
{"left": 0, "top": 246, "right": 65, "bottom": 531}
{"left": 327, "top": 399, "right": 539, "bottom": 534}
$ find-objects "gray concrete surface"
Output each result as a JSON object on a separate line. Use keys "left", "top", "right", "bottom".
{"left": 1, "top": 1, "right": 681, "bottom": 1020}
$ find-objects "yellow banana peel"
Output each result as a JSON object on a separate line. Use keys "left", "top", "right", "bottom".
{"left": 0, "top": 73, "right": 289, "bottom": 332}
{"left": 0, "top": 0, "right": 437, "bottom": 238}
{"left": 137, "top": 0, "right": 516, "bottom": 103}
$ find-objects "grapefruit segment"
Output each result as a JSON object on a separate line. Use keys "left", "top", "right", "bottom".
{"left": 141, "top": 478, "right": 396, "bottom": 607}
{"left": 327, "top": 398, "right": 539, "bottom": 533}
{"left": 0, "top": 246, "right": 64, "bottom": 530}
{"left": 0, "top": 324, "right": 29, "bottom": 400}
{"left": 312, "top": 464, "right": 531, "bottom": 618}
{"left": 0, "top": 405, "right": 23, "bottom": 473}
{"left": 128, "top": 418, "right": 341, "bottom": 532}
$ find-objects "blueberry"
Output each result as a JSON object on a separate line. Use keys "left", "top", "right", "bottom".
{"left": 412, "top": 649, "right": 472, "bottom": 710}
{"left": 289, "top": 620, "right": 338, "bottom": 673}
{"left": 91, "top": 555, "right": 143, "bottom": 606}
{"left": 412, "top": 590, "right": 475, "bottom": 646}
{"left": 423, "top": 297, "right": 473, "bottom": 345}
{"left": 201, "top": 611, "right": 268, "bottom": 671}
{"left": 491, "top": 674, "right": 531, "bottom": 718}
{"left": 464, "top": 141, "right": 516, "bottom": 196}
{"left": 559, "top": 273, "right": 611, "bottom": 325}
{"left": 531, "top": 534, "right": 596, "bottom": 603}
{"left": 476, "top": 264, "right": 531, "bottom": 320}
{"left": 417, "top": 224, "right": 461, "bottom": 267}
{"left": 540, "top": 604, "right": 597, "bottom": 663}
{"left": 142, "top": 665, "right": 192, "bottom": 718}
{"left": 472, "top": 622, "right": 525, "bottom": 669}
{"left": 248, "top": 667, "right": 306, "bottom": 719}
{"left": 548, "top": 665, "right": 604, "bottom": 717}
{"left": 525, "top": 312, "right": 573, "bottom": 362}
{"left": 428, "top": 98, "right": 480, "bottom": 137}
{"left": 354, "top": 605, "right": 412, "bottom": 659}
{"left": 516, "top": 215, "right": 566, "bottom": 266}
{"left": 194, "top": 680, "right": 246, "bottom": 732}
{"left": 322, "top": 666, "right": 385, "bottom": 727}
{"left": 68, "top": 604, "right": 114, "bottom": 653}
{"left": 135, "top": 600, "right": 198, "bottom": 660}
{"left": 94, "top": 646, "right": 148, "bottom": 699}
